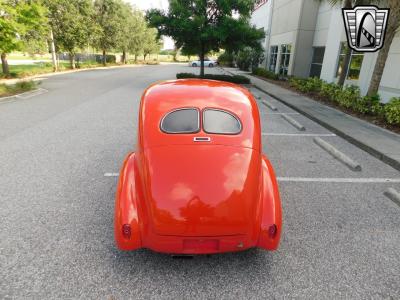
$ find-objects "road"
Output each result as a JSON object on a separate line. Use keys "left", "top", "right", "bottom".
{"left": 1, "top": 64, "right": 399, "bottom": 299}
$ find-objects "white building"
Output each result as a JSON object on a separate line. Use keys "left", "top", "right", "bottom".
{"left": 250, "top": 0, "right": 400, "bottom": 102}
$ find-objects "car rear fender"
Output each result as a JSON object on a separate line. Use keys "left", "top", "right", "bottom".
{"left": 114, "top": 152, "right": 142, "bottom": 250}
{"left": 257, "top": 155, "right": 282, "bottom": 250}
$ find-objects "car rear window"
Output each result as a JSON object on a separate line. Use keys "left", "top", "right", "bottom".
{"left": 203, "top": 109, "right": 242, "bottom": 134}
{"left": 160, "top": 108, "right": 200, "bottom": 133}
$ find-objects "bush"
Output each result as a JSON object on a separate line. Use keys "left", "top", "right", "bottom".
{"left": 352, "top": 94, "right": 383, "bottom": 115}
{"left": 320, "top": 82, "right": 341, "bottom": 102}
{"left": 14, "top": 81, "right": 36, "bottom": 90}
{"left": 217, "top": 51, "right": 235, "bottom": 67}
{"left": 278, "top": 76, "right": 399, "bottom": 128}
{"left": 336, "top": 85, "right": 360, "bottom": 108}
{"left": 288, "top": 77, "right": 322, "bottom": 93}
{"left": 384, "top": 97, "right": 400, "bottom": 125}
{"left": 236, "top": 46, "right": 264, "bottom": 71}
{"left": 176, "top": 73, "right": 250, "bottom": 84}
{"left": 253, "top": 67, "right": 279, "bottom": 80}
{"left": 94, "top": 54, "right": 116, "bottom": 64}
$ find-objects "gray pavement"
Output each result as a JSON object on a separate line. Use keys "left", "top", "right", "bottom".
{"left": 0, "top": 64, "right": 399, "bottom": 299}
{"left": 225, "top": 67, "right": 400, "bottom": 171}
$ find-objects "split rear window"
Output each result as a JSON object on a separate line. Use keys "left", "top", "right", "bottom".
{"left": 160, "top": 108, "right": 241, "bottom": 135}
{"left": 203, "top": 109, "right": 242, "bottom": 134}
{"left": 160, "top": 108, "right": 200, "bottom": 133}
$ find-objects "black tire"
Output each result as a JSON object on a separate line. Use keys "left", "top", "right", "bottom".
{"left": 209, "top": 63, "right": 214, "bottom": 68}
{"left": 192, "top": 63, "right": 197, "bottom": 67}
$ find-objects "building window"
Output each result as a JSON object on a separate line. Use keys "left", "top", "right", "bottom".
{"left": 309, "top": 47, "right": 325, "bottom": 78}
{"left": 268, "top": 45, "right": 278, "bottom": 72}
{"left": 279, "top": 44, "right": 291, "bottom": 76}
{"left": 336, "top": 42, "right": 364, "bottom": 80}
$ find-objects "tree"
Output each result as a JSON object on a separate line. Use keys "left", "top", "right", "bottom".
{"left": 117, "top": 2, "right": 134, "bottom": 64}
{"left": 367, "top": 0, "right": 400, "bottom": 96}
{"left": 337, "top": 0, "right": 352, "bottom": 87}
{"left": 46, "top": 0, "right": 97, "bottom": 69}
{"left": 147, "top": 0, "right": 264, "bottom": 77}
{"left": 117, "top": 6, "right": 147, "bottom": 64}
{"left": 324, "top": 0, "right": 400, "bottom": 93}
{"left": 142, "top": 27, "right": 162, "bottom": 60}
{"left": 0, "top": 0, "right": 48, "bottom": 76}
{"left": 127, "top": 10, "right": 146, "bottom": 62}
{"left": 94, "top": 0, "right": 125, "bottom": 65}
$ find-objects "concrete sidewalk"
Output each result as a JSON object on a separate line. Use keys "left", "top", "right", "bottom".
{"left": 223, "top": 67, "right": 400, "bottom": 171}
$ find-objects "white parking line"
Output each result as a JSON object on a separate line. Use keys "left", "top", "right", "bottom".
{"left": 104, "top": 173, "right": 400, "bottom": 183}
{"left": 277, "top": 177, "right": 400, "bottom": 183}
{"left": 104, "top": 173, "right": 119, "bottom": 177}
{"left": 262, "top": 133, "right": 336, "bottom": 137}
{"left": 262, "top": 112, "right": 300, "bottom": 115}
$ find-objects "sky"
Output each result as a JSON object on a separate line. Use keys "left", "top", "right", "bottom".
{"left": 128, "top": 0, "right": 174, "bottom": 49}
{"left": 128, "top": 0, "right": 169, "bottom": 11}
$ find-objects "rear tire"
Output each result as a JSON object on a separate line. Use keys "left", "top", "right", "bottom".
{"left": 192, "top": 63, "right": 197, "bottom": 67}
{"left": 209, "top": 63, "right": 214, "bottom": 68}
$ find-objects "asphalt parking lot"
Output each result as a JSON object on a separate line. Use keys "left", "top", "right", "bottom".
{"left": 0, "top": 64, "right": 399, "bottom": 299}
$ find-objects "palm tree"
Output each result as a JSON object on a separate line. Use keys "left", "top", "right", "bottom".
{"left": 336, "top": 0, "right": 353, "bottom": 87}
{"left": 323, "top": 0, "right": 400, "bottom": 95}
{"left": 367, "top": 0, "right": 400, "bottom": 96}
{"left": 323, "top": 0, "right": 370, "bottom": 87}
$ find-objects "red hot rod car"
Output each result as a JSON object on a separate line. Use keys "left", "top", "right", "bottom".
{"left": 114, "top": 79, "right": 282, "bottom": 254}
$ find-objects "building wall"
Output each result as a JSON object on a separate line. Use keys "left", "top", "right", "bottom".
{"left": 318, "top": 4, "right": 343, "bottom": 83}
{"left": 315, "top": 3, "right": 400, "bottom": 102}
{"left": 359, "top": 32, "right": 400, "bottom": 101}
{"left": 293, "top": 0, "right": 320, "bottom": 77}
{"left": 250, "top": 0, "right": 272, "bottom": 67}
{"left": 251, "top": 0, "right": 400, "bottom": 102}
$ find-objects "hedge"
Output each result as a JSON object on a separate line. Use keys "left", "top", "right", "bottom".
{"left": 252, "top": 67, "right": 279, "bottom": 80}
{"left": 176, "top": 73, "right": 250, "bottom": 84}
{"left": 288, "top": 76, "right": 400, "bottom": 125}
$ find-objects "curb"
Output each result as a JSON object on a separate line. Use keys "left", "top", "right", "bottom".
{"left": 0, "top": 64, "right": 146, "bottom": 86}
{"left": 222, "top": 68, "right": 400, "bottom": 171}
{"left": 252, "top": 83, "right": 400, "bottom": 172}
{"left": 0, "top": 88, "right": 40, "bottom": 103}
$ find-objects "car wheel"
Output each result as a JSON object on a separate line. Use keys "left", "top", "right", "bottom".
{"left": 192, "top": 63, "right": 197, "bottom": 67}
{"left": 209, "top": 63, "right": 214, "bottom": 68}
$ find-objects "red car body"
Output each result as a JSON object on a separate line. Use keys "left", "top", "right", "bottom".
{"left": 114, "top": 79, "right": 282, "bottom": 254}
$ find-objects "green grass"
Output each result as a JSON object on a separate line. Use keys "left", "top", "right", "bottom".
{"left": 0, "top": 81, "right": 37, "bottom": 98}
{"left": 1, "top": 62, "right": 71, "bottom": 79}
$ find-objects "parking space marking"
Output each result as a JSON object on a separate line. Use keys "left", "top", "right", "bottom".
{"left": 262, "top": 112, "right": 300, "bottom": 115}
{"left": 262, "top": 133, "right": 336, "bottom": 137}
{"left": 105, "top": 173, "right": 400, "bottom": 183}
{"left": 104, "top": 173, "right": 119, "bottom": 177}
{"left": 277, "top": 177, "right": 400, "bottom": 183}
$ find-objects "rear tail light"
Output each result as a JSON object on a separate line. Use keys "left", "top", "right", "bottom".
{"left": 268, "top": 224, "right": 277, "bottom": 238}
{"left": 122, "top": 224, "right": 131, "bottom": 239}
